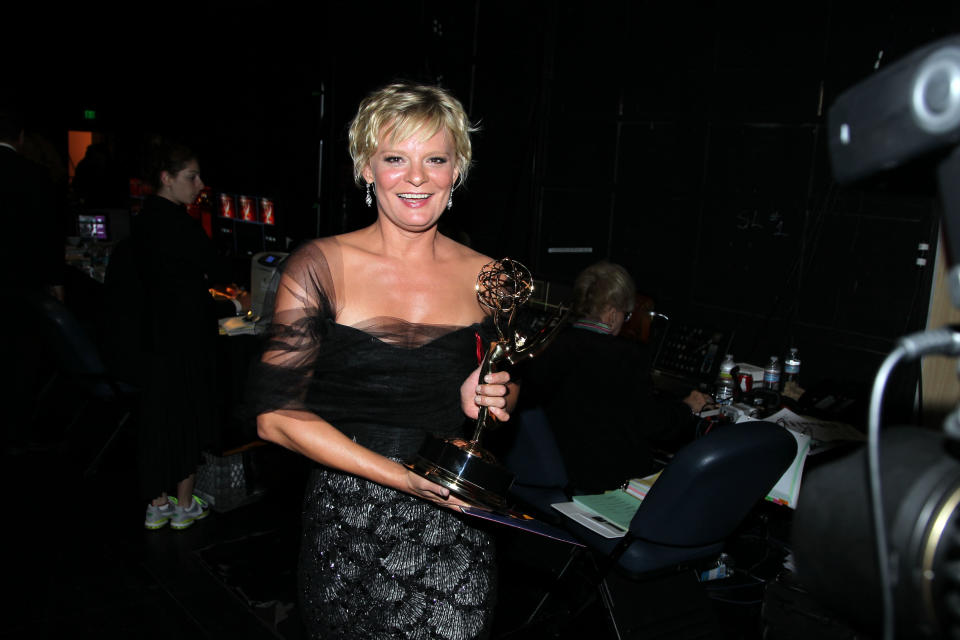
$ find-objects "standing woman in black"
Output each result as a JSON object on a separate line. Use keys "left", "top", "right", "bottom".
{"left": 133, "top": 141, "right": 219, "bottom": 530}
{"left": 251, "top": 83, "right": 517, "bottom": 639}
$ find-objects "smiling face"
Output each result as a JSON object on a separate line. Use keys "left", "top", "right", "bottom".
{"left": 158, "top": 159, "right": 204, "bottom": 207}
{"left": 362, "top": 127, "right": 459, "bottom": 233}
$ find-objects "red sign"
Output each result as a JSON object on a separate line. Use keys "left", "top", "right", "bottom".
{"left": 239, "top": 195, "right": 257, "bottom": 222}
{"left": 219, "top": 193, "right": 236, "bottom": 218}
{"left": 260, "top": 197, "right": 275, "bottom": 225}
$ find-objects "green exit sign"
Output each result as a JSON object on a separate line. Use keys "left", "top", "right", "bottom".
{"left": 83, "top": 110, "right": 96, "bottom": 120}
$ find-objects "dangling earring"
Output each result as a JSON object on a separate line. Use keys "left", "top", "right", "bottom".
{"left": 447, "top": 191, "right": 453, "bottom": 210}
{"left": 365, "top": 182, "right": 373, "bottom": 208}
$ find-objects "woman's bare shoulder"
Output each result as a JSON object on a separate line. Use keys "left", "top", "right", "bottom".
{"left": 437, "top": 233, "right": 491, "bottom": 272}
{"left": 301, "top": 233, "right": 373, "bottom": 266}
{"left": 326, "top": 227, "right": 386, "bottom": 261}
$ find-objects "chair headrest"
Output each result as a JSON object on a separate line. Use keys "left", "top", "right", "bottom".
{"left": 631, "top": 420, "right": 797, "bottom": 546}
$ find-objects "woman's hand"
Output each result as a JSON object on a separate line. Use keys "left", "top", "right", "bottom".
{"left": 460, "top": 367, "right": 512, "bottom": 422}
{"left": 259, "top": 410, "right": 475, "bottom": 510}
{"left": 403, "top": 469, "right": 473, "bottom": 509}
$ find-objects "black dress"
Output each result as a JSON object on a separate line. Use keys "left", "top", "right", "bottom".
{"left": 121, "top": 195, "right": 221, "bottom": 500}
{"left": 248, "top": 240, "right": 497, "bottom": 640}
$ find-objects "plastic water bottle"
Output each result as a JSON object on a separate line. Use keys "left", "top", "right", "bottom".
{"left": 763, "top": 356, "right": 782, "bottom": 391}
{"left": 784, "top": 348, "right": 801, "bottom": 385}
{"left": 713, "top": 354, "right": 736, "bottom": 405}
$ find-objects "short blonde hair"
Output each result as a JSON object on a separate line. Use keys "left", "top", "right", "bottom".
{"left": 347, "top": 83, "right": 476, "bottom": 187}
{"left": 572, "top": 262, "right": 636, "bottom": 321}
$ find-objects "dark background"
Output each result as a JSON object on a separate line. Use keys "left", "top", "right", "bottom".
{"left": 6, "top": 0, "right": 959, "bottom": 422}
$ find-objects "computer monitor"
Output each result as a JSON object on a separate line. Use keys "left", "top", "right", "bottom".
{"left": 77, "top": 214, "right": 108, "bottom": 240}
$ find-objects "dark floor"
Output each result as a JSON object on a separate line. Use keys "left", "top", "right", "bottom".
{"left": 3, "top": 396, "right": 829, "bottom": 640}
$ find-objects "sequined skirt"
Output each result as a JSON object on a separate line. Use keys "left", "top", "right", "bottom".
{"left": 299, "top": 466, "right": 497, "bottom": 639}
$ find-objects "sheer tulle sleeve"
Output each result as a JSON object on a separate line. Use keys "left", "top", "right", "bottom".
{"left": 245, "top": 240, "right": 339, "bottom": 418}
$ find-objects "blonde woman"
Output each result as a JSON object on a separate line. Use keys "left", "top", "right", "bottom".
{"left": 251, "top": 83, "right": 516, "bottom": 639}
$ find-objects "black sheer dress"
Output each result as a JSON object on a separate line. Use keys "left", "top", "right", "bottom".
{"left": 248, "top": 240, "right": 497, "bottom": 640}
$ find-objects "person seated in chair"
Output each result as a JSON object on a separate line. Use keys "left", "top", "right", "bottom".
{"left": 518, "top": 261, "right": 713, "bottom": 494}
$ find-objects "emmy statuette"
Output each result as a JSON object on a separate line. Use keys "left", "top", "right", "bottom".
{"left": 407, "top": 258, "right": 566, "bottom": 509}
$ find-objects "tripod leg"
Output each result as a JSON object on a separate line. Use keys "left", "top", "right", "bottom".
{"left": 597, "top": 577, "right": 623, "bottom": 640}
{"left": 524, "top": 545, "right": 582, "bottom": 626}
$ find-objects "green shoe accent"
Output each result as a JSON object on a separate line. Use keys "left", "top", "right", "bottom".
{"left": 170, "top": 495, "right": 210, "bottom": 530}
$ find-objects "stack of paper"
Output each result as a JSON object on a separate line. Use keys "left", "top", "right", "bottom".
{"left": 552, "top": 491, "right": 639, "bottom": 539}
{"left": 763, "top": 427, "right": 811, "bottom": 509}
{"left": 551, "top": 470, "right": 664, "bottom": 538}
{"left": 755, "top": 407, "right": 863, "bottom": 509}
{"left": 570, "top": 491, "right": 641, "bottom": 531}
{"left": 625, "top": 471, "right": 661, "bottom": 500}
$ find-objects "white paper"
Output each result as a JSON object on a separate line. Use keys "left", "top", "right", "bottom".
{"left": 762, "top": 407, "right": 865, "bottom": 443}
{"left": 764, "top": 427, "right": 812, "bottom": 509}
{"left": 551, "top": 501, "right": 627, "bottom": 538}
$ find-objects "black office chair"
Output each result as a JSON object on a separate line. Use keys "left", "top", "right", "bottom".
{"left": 502, "top": 406, "right": 570, "bottom": 518}
{"left": 526, "top": 420, "right": 798, "bottom": 638}
{"left": 26, "top": 292, "right": 139, "bottom": 477}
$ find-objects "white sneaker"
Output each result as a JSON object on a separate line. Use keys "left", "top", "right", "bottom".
{"left": 170, "top": 495, "right": 210, "bottom": 530}
{"left": 144, "top": 501, "right": 175, "bottom": 530}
